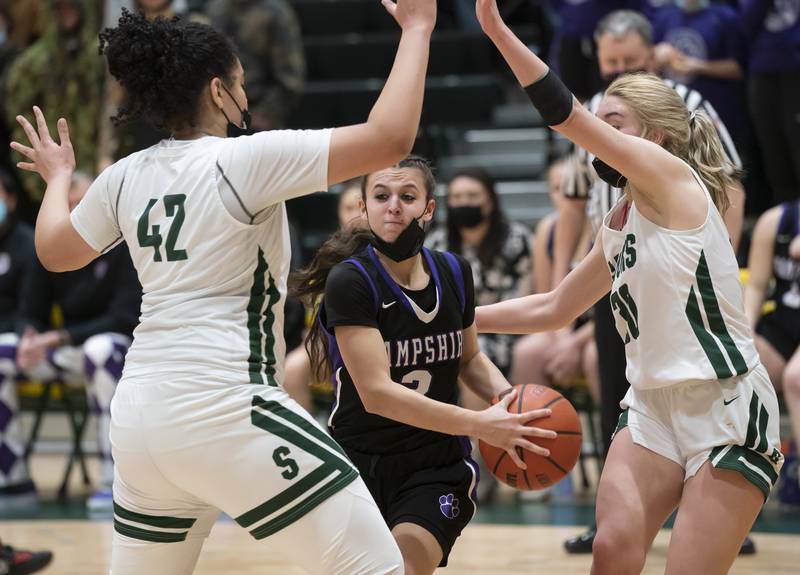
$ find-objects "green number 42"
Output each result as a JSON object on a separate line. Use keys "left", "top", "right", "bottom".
{"left": 137, "top": 194, "right": 188, "bottom": 262}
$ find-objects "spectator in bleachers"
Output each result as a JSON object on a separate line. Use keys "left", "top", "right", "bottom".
{"left": 0, "top": 3, "right": 18, "bottom": 74}
{"left": 206, "top": 0, "right": 304, "bottom": 130}
{"left": 635, "top": 0, "right": 674, "bottom": 21}
{"left": 651, "top": 0, "right": 749, "bottom": 150}
{"left": 741, "top": 0, "right": 800, "bottom": 205}
{"left": 548, "top": 0, "right": 628, "bottom": 102}
{"left": 0, "top": 169, "right": 36, "bottom": 503}
{"left": 5, "top": 0, "right": 104, "bottom": 211}
{"left": 744, "top": 199, "right": 800, "bottom": 504}
{"left": 6, "top": 0, "right": 44, "bottom": 49}
{"left": 509, "top": 159, "right": 599, "bottom": 404}
{"left": 426, "top": 168, "right": 532, "bottom": 381}
{"left": 15, "top": 173, "right": 141, "bottom": 513}
{"left": 0, "top": 2, "right": 26, "bottom": 220}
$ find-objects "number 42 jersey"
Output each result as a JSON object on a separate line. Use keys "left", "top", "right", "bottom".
{"left": 601, "top": 168, "right": 759, "bottom": 390}
{"left": 70, "top": 130, "right": 332, "bottom": 387}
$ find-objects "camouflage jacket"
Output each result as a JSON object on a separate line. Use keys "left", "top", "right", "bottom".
{"left": 5, "top": 1, "right": 104, "bottom": 204}
{"left": 206, "top": 0, "right": 305, "bottom": 130}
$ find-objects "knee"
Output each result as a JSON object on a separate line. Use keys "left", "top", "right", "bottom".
{"left": 82, "top": 334, "right": 115, "bottom": 363}
{"left": 783, "top": 358, "right": 800, "bottom": 398}
{"left": 592, "top": 525, "right": 646, "bottom": 575}
{"left": 512, "top": 334, "right": 549, "bottom": 364}
{"left": 82, "top": 334, "right": 128, "bottom": 380}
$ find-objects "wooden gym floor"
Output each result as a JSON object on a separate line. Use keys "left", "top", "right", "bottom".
{"left": 2, "top": 435, "right": 799, "bottom": 573}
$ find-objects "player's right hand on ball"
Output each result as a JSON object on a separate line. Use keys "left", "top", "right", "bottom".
{"left": 474, "top": 388, "right": 557, "bottom": 470}
{"left": 381, "top": 0, "right": 436, "bottom": 34}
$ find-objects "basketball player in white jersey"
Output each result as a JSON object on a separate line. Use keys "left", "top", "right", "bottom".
{"left": 9, "top": 2, "right": 436, "bottom": 573}
{"left": 472, "top": 2, "right": 782, "bottom": 574}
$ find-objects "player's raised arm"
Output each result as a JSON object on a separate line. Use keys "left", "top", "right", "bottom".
{"left": 475, "top": 233, "right": 611, "bottom": 335}
{"left": 327, "top": 0, "right": 436, "bottom": 185}
{"left": 475, "top": 0, "right": 688, "bottom": 212}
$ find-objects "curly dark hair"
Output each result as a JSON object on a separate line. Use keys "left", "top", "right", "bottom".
{"left": 99, "top": 8, "right": 238, "bottom": 132}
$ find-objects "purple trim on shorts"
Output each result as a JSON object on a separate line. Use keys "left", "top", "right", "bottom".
{"left": 459, "top": 435, "right": 480, "bottom": 505}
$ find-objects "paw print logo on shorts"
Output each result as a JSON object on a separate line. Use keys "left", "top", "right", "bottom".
{"left": 439, "top": 493, "right": 460, "bottom": 519}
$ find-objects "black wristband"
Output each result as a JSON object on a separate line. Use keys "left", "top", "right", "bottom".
{"left": 523, "top": 71, "right": 574, "bottom": 126}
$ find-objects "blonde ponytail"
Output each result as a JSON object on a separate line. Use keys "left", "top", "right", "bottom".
{"left": 686, "top": 110, "right": 738, "bottom": 214}
{"left": 606, "top": 74, "right": 739, "bottom": 214}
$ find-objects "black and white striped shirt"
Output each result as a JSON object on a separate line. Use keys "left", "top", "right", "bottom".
{"left": 563, "top": 79, "right": 742, "bottom": 233}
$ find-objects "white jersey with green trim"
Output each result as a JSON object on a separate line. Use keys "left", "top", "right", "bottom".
{"left": 70, "top": 130, "right": 332, "bottom": 387}
{"left": 601, "top": 167, "right": 759, "bottom": 390}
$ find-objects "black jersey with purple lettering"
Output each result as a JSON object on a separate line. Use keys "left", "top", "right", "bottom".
{"left": 771, "top": 200, "right": 800, "bottom": 311}
{"left": 322, "top": 245, "right": 475, "bottom": 455}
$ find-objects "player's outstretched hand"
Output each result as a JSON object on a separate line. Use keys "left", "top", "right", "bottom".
{"left": 381, "top": 0, "right": 436, "bottom": 34}
{"left": 474, "top": 387, "right": 556, "bottom": 469}
{"left": 475, "top": 0, "right": 505, "bottom": 35}
{"left": 10, "top": 106, "right": 75, "bottom": 184}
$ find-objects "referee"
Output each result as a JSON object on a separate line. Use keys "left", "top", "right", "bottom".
{"left": 550, "top": 9, "right": 752, "bottom": 555}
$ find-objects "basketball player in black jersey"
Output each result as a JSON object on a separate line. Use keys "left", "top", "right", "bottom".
{"left": 291, "top": 157, "right": 556, "bottom": 575}
{"left": 745, "top": 199, "right": 800, "bottom": 488}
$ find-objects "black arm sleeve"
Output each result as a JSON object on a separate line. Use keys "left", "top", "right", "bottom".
{"left": 454, "top": 254, "right": 476, "bottom": 329}
{"left": 324, "top": 263, "right": 379, "bottom": 330}
{"left": 523, "top": 70, "right": 574, "bottom": 126}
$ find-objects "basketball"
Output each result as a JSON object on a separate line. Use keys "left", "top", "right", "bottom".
{"left": 479, "top": 384, "right": 582, "bottom": 491}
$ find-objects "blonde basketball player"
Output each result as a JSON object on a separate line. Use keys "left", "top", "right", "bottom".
{"left": 10, "top": 2, "right": 437, "bottom": 573}
{"left": 472, "top": 2, "right": 783, "bottom": 574}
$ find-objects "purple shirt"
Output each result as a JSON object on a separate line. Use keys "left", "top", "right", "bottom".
{"left": 653, "top": 4, "right": 748, "bottom": 138}
{"left": 551, "top": 0, "right": 628, "bottom": 38}
{"left": 635, "top": 0, "right": 676, "bottom": 22}
{"left": 741, "top": 0, "right": 800, "bottom": 73}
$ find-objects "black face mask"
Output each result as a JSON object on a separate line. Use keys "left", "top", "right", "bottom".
{"left": 592, "top": 157, "right": 628, "bottom": 189}
{"left": 220, "top": 83, "right": 252, "bottom": 138}
{"left": 449, "top": 205, "right": 484, "bottom": 229}
{"left": 370, "top": 208, "right": 428, "bottom": 262}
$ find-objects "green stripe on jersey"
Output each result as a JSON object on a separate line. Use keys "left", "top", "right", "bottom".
{"left": 685, "top": 251, "right": 748, "bottom": 378}
{"left": 262, "top": 272, "right": 281, "bottom": 387}
{"left": 694, "top": 252, "right": 748, "bottom": 375}
{"left": 113, "top": 520, "right": 188, "bottom": 543}
{"left": 711, "top": 444, "right": 777, "bottom": 500}
{"left": 113, "top": 503, "right": 196, "bottom": 529}
{"left": 252, "top": 396, "right": 350, "bottom": 459}
{"left": 236, "top": 410, "right": 354, "bottom": 529}
{"left": 234, "top": 400, "right": 357, "bottom": 538}
{"left": 250, "top": 466, "right": 358, "bottom": 540}
{"left": 745, "top": 393, "right": 759, "bottom": 449}
{"left": 247, "top": 248, "right": 269, "bottom": 384}
{"left": 686, "top": 285, "right": 732, "bottom": 378}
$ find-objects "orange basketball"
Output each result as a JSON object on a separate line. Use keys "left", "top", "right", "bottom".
{"left": 478, "top": 384, "right": 582, "bottom": 491}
